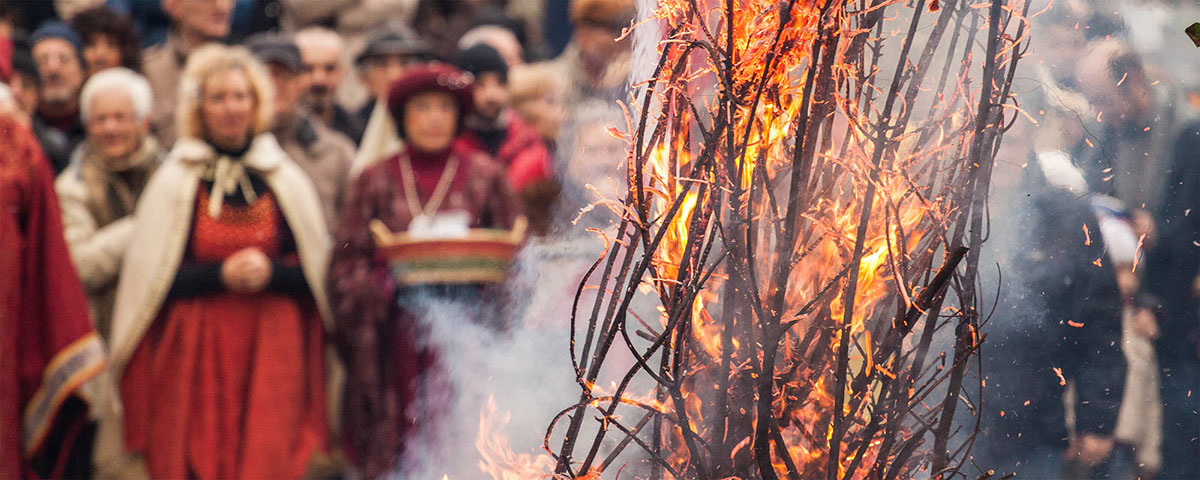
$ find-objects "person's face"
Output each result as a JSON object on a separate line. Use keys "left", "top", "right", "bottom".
{"left": 266, "top": 63, "right": 302, "bottom": 117}
{"left": 84, "top": 34, "right": 122, "bottom": 76}
{"left": 200, "top": 68, "right": 257, "bottom": 150}
{"left": 363, "top": 54, "right": 412, "bottom": 100}
{"left": 517, "top": 91, "right": 565, "bottom": 141}
{"left": 568, "top": 122, "right": 626, "bottom": 187}
{"left": 403, "top": 91, "right": 458, "bottom": 152}
{"left": 167, "top": 0, "right": 234, "bottom": 41}
{"left": 472, "top": 72, "right": 508, "bottom": 121}
{"left": 1035, "top": 24, "right": 1086, "bottom": 83}
{"left": 33, "top": 38, "right": 85, "bottom": 110}
{"left": 1117, "top": 72, "right": 1153, "bottom": 128}
{"left": 298, "top": 40, "right": 343, "bottom": 109}
{"left": 85, "top": 89, "right": 147, "bottom": 161}
{"left": 575, "top": 23, "right": 624, "bottom": 66}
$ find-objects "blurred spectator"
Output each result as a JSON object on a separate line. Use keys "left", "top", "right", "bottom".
{"left": 454, "top": 44, "right": 552, "bottom": 233}
{"left": 226, "top": 0, "right": 281, "bottom": 43}
{"left": 552, "top": 98, "right": 626, "bottom": 229}
{"left": 331, "top": 64, "right": 519, "bottom": 477}
{"left": 354, "top": 27, "right": 437, "bottom": 128}
{"left": 1142, "top": 120, "right": 1200, "bottom": 480}
{"left": 1093, "top": 194, "right": 1163, "bottom": 478}
{"left": 458, "top": 24, "right": 523, "bottom": 67}
{"left": 7, "top": 42, "right": 39, "bottom": 125}
{"left": 350, "top": 28, "right": 439, "bottom": 175}
{"left": 70, "top": 5, "right": 143, "bottom": 76}
{"left": 0, "top": 98, "right": 107, "bottom": 479}
{"left": 503, "top": 0, "right": 548, "bottom": 60}
{"left": 975, "top": 151, "right": 1128, "bottom": 479}
{"left": 2, "top": 0, "right": 60, "bottom": 37}
{"left": 31, "top": 21, "right": 87, "bottom": 173}
{"left": 277, "top": 0, "right": 417, "bottom": 109}
{"left": 55, "top": 67, "right": 161, "bottom": 340}
{"left": 107, "top": 0, "right": 266, "bottom": 47}
{"left": 104, "top": 0, "right": 171, "bottom": 47}
{"left": 1072, "top": 39, "right": 1174, "bottom": 212}
{"left": 248, "top": 33, "right": 354, "bottom": 229}
{"left": 552, "top": 0, "right": 634, "bottom": 106}
{"left": 107, "top": 43, "right": 334, "bottom": 479}
{"left": 143, "top": 0, "right": 235, "bottom": 145}
{"left": 508, "top": 61, "right": 566, "bottom": 150}
{"left": 411, "top": 0, "right": 485, "bottom": 60}
{"left": 295, "top": 26, "right": 364, "bottom": 144}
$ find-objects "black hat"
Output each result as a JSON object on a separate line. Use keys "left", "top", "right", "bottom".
{"left": 356, "top": 28, "right": 438, "bottom": 66}
{"left": 454, "top": 44, "right": 507, "bottom": 81}
{"left": 246, "top": 33, "right": 302, "bottom": 73}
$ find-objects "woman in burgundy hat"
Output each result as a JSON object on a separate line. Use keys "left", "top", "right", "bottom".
{"left": 330, "top": 63, "right": 520, "bottom": 477}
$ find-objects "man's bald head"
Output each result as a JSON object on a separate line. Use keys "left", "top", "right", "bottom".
{"left": 294, "top": 27, "right": 345, "bottom": 114}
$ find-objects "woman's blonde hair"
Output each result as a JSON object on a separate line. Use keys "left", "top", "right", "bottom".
{"left": 508, "top": 62, "right": 565, "bottom": 107}
{"left": 175, "top": 44, "right": 275, "bottom": 142}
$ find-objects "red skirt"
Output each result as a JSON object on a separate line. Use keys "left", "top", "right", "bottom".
{"left": 122, "top": 293, "right": 327, "bottom": 479}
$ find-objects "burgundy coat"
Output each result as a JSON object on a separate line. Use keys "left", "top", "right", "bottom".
{"left": 329, "top": 147, "right": 518, "bottom": 477}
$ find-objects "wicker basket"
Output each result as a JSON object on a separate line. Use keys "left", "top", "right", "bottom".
{"left": 370, "top": 217, "right": 527, "bottom": 286}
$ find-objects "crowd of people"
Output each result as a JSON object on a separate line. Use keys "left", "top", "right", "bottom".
{"left": 0, "top": 0, "right": 631, "bottom": 478}
{"left": 0, "top": 0, "right": 1196, "bottom": 479}
{"left": 976, "top": 1, "right": 1199, "bottom": 478}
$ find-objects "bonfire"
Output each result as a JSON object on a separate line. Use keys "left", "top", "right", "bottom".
{"left": 483, "top": 0, "right": 1030, "bottom": 478}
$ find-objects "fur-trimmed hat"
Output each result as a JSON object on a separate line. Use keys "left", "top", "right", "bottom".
{"left": 385, "top": 64, "right": 474, "bottom": 138}
{"left": 569, "top": 0, "right": 636, "bottom": 30}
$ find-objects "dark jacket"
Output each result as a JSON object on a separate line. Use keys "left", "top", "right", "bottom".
{"left": 976, "top": 172, "right": 1127, "bottom": 475}
{"left": 329, "top": 104, "right": 365, "bottom": 146}
{"left": 31, "top": 114, "right": 85, "bottom": 175}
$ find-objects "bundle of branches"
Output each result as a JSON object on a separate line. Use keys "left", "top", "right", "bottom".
{"left": 545, "top": 0, "right": 1030, "bottom": 478}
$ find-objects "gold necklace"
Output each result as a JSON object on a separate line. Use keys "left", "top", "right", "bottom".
{"left": 398, "top": 152, "right": 460, "bottom": 224}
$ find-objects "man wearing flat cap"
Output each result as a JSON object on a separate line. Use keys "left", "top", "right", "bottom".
{"left": 352, "top": 27, "right": 438, "bottom": 130}
{"left": 31, "top": 21, "right": 87, "bottom": 173}
{"left": 247, "top": 33, "right": 355, "bottom": 231}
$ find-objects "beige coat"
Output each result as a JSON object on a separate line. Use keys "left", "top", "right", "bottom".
{"left": 141, "top": 35, "right": 186, "bottom": 146}
{"left": 273, "top": 111, "right": 355, "bottom": 229}
{"left": 95, "top": 134, "right": 338, "bottom": 478}
{"left": 55, "top": 139, "right": 161, "bottom": 339}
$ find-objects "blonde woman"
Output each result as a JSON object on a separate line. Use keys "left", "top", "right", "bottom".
{"left": 106, "top": 44, "right": 332, "bottom": 479}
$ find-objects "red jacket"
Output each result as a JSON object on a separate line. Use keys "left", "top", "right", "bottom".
{"left": 456, "top": 114, "right": 553, "bottom": 192}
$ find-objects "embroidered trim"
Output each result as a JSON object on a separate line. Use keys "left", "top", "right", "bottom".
{"left": 21, "top": 332, "right": 107, "bottom": 455}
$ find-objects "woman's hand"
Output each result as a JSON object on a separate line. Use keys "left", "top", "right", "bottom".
{"left": 220, "top": 248, "right": 273, "bottom": 294}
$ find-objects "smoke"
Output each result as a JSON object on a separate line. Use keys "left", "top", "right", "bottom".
{"left": 394, "top": 84, "right": 642, "bottom": 480}
{"left": 395, "top": 235, "right": 601, "bottom": 478}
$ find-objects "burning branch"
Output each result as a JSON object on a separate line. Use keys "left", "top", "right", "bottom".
{"left": 537, "top": 0, "right": 1030, "bottom": 478}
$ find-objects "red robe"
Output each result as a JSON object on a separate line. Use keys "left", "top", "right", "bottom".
{"left": 0, "top": 116, "right": 106, "bottom": 479}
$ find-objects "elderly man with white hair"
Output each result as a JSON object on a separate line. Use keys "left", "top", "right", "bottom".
{"left": 55, "top": 67, "right": 161, "bottom": 339}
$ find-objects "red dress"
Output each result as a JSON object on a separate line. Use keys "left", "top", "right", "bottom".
{"left": 121, "top": 187, "right": 327, "bottom": 479}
